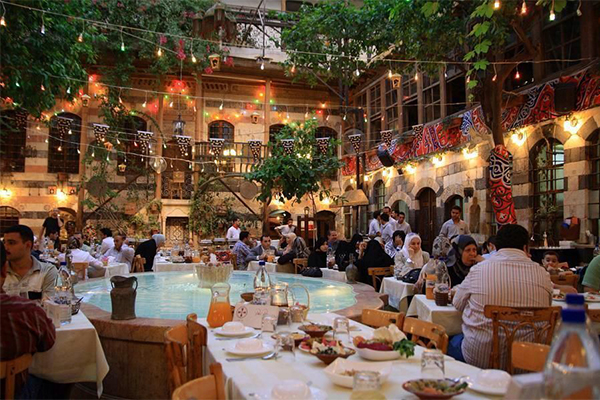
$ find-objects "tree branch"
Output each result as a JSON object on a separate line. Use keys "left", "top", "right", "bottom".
{"left": 510, "top": 19, "right": 539, "bottom": 59}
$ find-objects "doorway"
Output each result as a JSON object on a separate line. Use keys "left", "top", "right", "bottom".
{"left": 444, "top": 195, "right": 464, "bottom": 222}
{"left": 315, "top": 210, "right": 336, "bottom": 239}
{"left": 417, "top": 188, "right": 437, "bottom": 253}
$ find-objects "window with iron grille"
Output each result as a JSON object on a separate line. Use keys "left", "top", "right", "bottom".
{"left": 423, "top": 75, "right": 441, "bottom": 123}
{"left": 402, "top": 73, "right": 419, "bottom": 130}
{"left": 369, "top": 84, "right": 381, "bottom": 112}
{"left": 384, "top": 79, "right": 399, "bottom": 130}
{"left": 209, "top": 120, "right": 235, "bottom": 142}
{"left": 588, "top": 130, "right": 600, "bottom": 237}
{"left": 117, "top": 116, "right": 148, "bottom": 176}
{"left": 373, "top": 180, "right": 386, "bottom": 211}
{"left": 48, "top": 113, "right": 81, "bottom": 174}
{"left": 542, "top": 2, "right": 581, "bottom": 76}
{"left": 0, "top": 110, "right": 26, "bottom": 173}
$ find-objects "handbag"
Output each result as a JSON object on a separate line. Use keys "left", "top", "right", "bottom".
{"left": 301, "top": 267, "right": 323, "bottom": 278}
{"left": 401, "top": 268, "right": 421, "bottom": 284}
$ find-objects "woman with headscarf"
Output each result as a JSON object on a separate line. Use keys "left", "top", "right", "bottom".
{"left": 447, "top": 235, "right": 482, "bottom": 286}
{"left": 277, "top": 232, "right": 310, "bottom": 264}
{"left": 303, "top": 237, "right": 327, "bottom": 277}
{"left": 134, "top": 233, "right": 165, "bottom": 272}
{"left": 394, "top": 233, "right": 430, "bottom": 282}
{"left": 385, "top": 230, "right": 406, "bottom": 258}
{"left": 356, "top": 237, "right": 394, "bottom": 286}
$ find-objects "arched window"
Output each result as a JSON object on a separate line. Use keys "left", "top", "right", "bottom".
{"left": 209, "top": 120, "right": 234, "bottom": 142}
{"left": 530, "top": 138, "right": 564, "bottom": 242}
{"left": 48, "top": 113, "right": 81, "bottom": 173}
{"left": 0, "top": 206, "right": 20, "bottom": 237}
{"left": 0, "top": 110, "right": 27, "bottom": 172}
{"left": 588, "top": 130, "right": 599, "bottom": 237}
{"left": 392, "top": 200, "right": 409, "bottom": 218}
{"left": 117, "top": 116, "right": 148, "bottom": 175}
{"left": 373, "top": 180, "right": 386, "bottom": 211}
{"left": 269, "top": 124, "right": 285, "bottom": 143}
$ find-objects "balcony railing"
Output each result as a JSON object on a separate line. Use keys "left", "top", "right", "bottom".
{"left": 194, "top": 141, "right": 269, "bottom": 174}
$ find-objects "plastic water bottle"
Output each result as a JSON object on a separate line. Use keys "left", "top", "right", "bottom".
{"left": 543, "top": 308, "right": 600, "bottom": 399}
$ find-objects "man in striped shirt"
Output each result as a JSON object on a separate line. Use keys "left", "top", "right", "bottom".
{"left": 450, "top": 224, "right": 553, "bottom": 369}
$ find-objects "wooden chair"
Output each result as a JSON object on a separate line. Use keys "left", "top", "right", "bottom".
{"left": 171, "top": 363, "right": 225, "bottom": 400}
{"left": 0, "top": 353, "right": 33, "bottom": 399}
{"left": 511, "top": 342, "right": 550, "bottom": 373}
{"left": 293, "top": 258, "right": 308, "bottom": 274}
{"left": 230, "top": 253, "right": 237, "bottom": 270}
{"left": 72, "top": 262, "right": 89, "bottom": 281}
{"left": 550, "top": 274, "right": 579, "bottom": 289}
{"left": 587, "top": 308, "right": 600, "bottom": 323}
{"left": 368, "top": 266, "right": 393, "bottom": 290}
{"left": 361, "top": 309, "right": 405, "bottom": 329}
{"left": 484, "top": 305, "right": 561, "bottom": 373}
{"left": 164, "top": 313, "right": 208, "bottom": 395}
{"left": 402, "top": 317, "right": 449, "bottom": 354}
{"left": 132, "top": 255, "right": 145, "bottom": 273}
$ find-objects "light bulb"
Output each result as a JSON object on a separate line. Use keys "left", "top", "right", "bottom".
{"left": 40, "top": 84, "right": 45, "bottom": 91}
{"left": 343, "top": 114, "right": 347, "bottom": 121}
{"left": 515, "top": 70, "right": 521, "bottom": 80}
{"left": 414, "top": 72, "right": 419, "bottom": 81}
{"left": 66, "top": 87, "right": 71, "bottom": 94}
{"left": 120, "top": 41, "right": 125, "bottom": 51}
{"left": 549, "top": 10, "right": 556, "bottom": 21}
{"left": 355, "top": 68, "right": 360, "bottom": 77}
{"left": 169, "top": 101, "right": 173, "bottom": 108}
{"left": 260, "top": 61, "right": 265, "bottom": 70}
{"left": 68, "top": 129, "right": 72, "bottom": 135}
{"left": 219, "top": 101, "right": 224, "bottom": 110}
{"left": 57, "top": 145, "right": 62, "bottom": 151}
{"left": 520, "top": 1, "right": 527, "bottom": 15}
{"left": 291, "top": 65, "right": 296, "bottom": 73}
{"left": 388, "top": 70, "right": 392, "bottom": 78}
{"left": 494, "top": 0, "right": 500, "bottom": 9}
{"left": 142, "top": 101, "right": 147, "bottom": 108}
{"left": 157, "top": 47, "right": 162, "bottom": 57}
{"left": 0, "top": 16, "right": 6, "bottom": 27}
{"left": 77, "top": 149, "right": 80, "bottom": 154}
{"left": 45, "top": 139, "right": 49, "bottom": 143}
{"left": 40, "top": 23, "right": 45, "bottom": 35}
{"left": 78, "top": 32, "right": 83, "bottom": 42}
{"left": 492, "top": 74, "right": 497, "bottom": 82}
{"left": 191, "top": 53, "right": 197, "bottom": 63}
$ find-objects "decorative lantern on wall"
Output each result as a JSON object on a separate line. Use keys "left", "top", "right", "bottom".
{"left": 390, "top": 73, "right": 402, "bottom": 89}
{"left": 251, "top": 112, "right": 260, "bottom": 124}
{"left": 173, "top": 115, "right": 186, "bottom": 135}
{"left": 118, "top": 163, "right": 127, "bottom": 173}
{"left": 81, "top": 94, "right": 91, "bottom": 107}
{"left": 209, "top": 54, "right": 221, "bottom": 70}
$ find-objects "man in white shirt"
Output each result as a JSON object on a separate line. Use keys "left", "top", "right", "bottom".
{"left": 382, "top": 206, "right": 398, "bottom": 228}
{"left": 103, "top": 233, "right": 134, "bottom": 269}
{"left": 395, "top": 211, "right": 412, "bottom": 234}
{"left": 99, "top": 228, "right": 115, "bottom": 255}
{"left": 439, "top": 206, "right": 470, "bottom": 240}
{"left": 275, "top": 218, "right": 296, "bottom": 237}
{"left": 368, "top": 211, "right": 382, "bottom": 237}
{"left": 226, "top": 219, "right": 241, "bottom": 241}
{"left": 450, "top": 224, "right": 552, "bottom": 369}
{"left": 380, "top": 213, "right": 395, "bottom": 246}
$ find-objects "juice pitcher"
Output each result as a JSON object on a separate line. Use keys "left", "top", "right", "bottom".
{"left": 207, "top": 282, "right": 232, "bottom": 327}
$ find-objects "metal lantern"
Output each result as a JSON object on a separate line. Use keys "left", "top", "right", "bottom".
{"left": 390, "top": 73, "right": 402, "bottom": 89}
{"left": 118, "top": 163, "right": 127, "bottom": 173}
{"left": 173, "top": 115, "right": 186, "bottom": 135}
{"left": 251, "top": 112, "right": 260, "bottom": 124}
{"left": 209, "top": 54, "right": 221, "bottom": 70}
{"left": 81, "top": 94, "right": 91, "bottom": 107}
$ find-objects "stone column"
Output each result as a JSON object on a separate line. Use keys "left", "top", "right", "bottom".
{"left": 76, "top": 83, "right": 90, "bottom": 231}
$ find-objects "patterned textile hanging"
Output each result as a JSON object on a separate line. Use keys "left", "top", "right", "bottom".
{"left": 489, "top": 144, "right": 517, "bottom": 225}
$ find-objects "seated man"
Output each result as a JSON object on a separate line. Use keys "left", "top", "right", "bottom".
{"left": 46, "top": 229, "right": 61, "bottom": 251}
{"left": 58, "top": 237, "right": 104, "bottom": 278}
{"left": 232, "top": 231, "right": 252, "bottom": 270}
{"left": 583, "top": 255, "right": 600, "bottom": 293}
{"left": 451, "top": 224, "right": 552, "bottom": 370}
{"left": 3, "top": 225, "right": 58, "bottom": 299}
{"left": 102, "top": 233, "right": 134, "bottom": 273}
{"left": 246, "top": 235, "right": 282, "bottom": 264}
{"left": 541, "top": 250, "right": 571, "bottom": 276}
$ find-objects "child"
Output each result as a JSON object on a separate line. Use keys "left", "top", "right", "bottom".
{"left": 542, "top": 251, "right": 572, "bottom": 275}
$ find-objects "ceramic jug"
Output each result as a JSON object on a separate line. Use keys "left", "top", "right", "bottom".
{"left": 110, "top": 276, "right": 137, "bottom": 320}
{"left": 345, "top": 254, "right": 358, "bottom": 284}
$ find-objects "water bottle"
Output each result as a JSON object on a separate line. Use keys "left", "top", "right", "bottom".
{"left": 564, "top": 293, "right": 600, "bottom": 346}
{"left": 543, "top": 308, "right": 600, "bottom": 399}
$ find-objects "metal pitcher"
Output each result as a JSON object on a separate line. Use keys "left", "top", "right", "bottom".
{"left": 110, "top": 276, "right": 137, "bottom": 320}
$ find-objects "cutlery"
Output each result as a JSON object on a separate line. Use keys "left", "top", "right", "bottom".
{"left": 226, "top": 352, "right": 277, "bottom": 362}
{"left": 215, "top": 333, "right": 259, "bottom": 341}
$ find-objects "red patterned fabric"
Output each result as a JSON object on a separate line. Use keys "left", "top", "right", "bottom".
{"left": 488, "top": 145, "right": 517, "bottom": 225}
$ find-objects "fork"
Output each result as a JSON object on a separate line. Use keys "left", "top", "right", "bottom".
{"left": 215, "top": 333, "right": 260, "bottom": 341}
{"left": 226, "top": 352, "right": 277, "bottom": 362}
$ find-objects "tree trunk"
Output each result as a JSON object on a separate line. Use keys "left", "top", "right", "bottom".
{"left": 490, "top": 81, "right": 505, "bottom": 146}
{"left": 262, "top": 195, "right": 271, "bottom": 235}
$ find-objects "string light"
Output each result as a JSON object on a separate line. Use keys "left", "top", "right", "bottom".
{"left": 0, "top": 16, "right": 6, "bottom": 28}
{"left": 120, "top": 29, "right": 125, "bottom": 51}
{"left": 493, "top": 0, "right": 500, "bottom": 10}
{"left": 66, "top": 87, "right": 71, "bottom": 94}
{"left": 492, "top": 64, "right": 498, "bottom": 82}
{"left": 40, "top": 12, "right": 45, "bottom": 35}
{"left": 57, "top": 145, "right": 62, "bottom": 151}
{"left": 549, "top": 0, "right": 556, "bottom": 21}
{"left": 260, "top": 60, "right": 265, "bottom": 70}
{"left": 520, "top": 0, "right": 527, "bottom": 15}
{"left": 219, "top": 100, "right": 224, "bottom": 110}
{"left": 291, "top": 64, "right": 296, "bottom": 74}
{"left": 388, "top": 69, "right": 392, "bottom": 79}
{"left": 354, "top": 66, "right": 360, "bottom": 77}
{"left": 576, "top": 0, "right": 582, "bottom": 17}
{"left": 414, "top": 71, "right": 419, "bottom": 81}
{"left": 40, "top": 84, "right": 45, "bottom": 91}
{"left": 514, "top": 66, "right": 521, "bottom": 80}
{"left": 157, "top": 47, "right": 162, "bottom": 57}
{"left": 191, "top": 52, "right": 197, "bottom": 63}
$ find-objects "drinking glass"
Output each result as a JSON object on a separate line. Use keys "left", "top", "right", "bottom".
{"left": 333, "top": 317, "right": 351, "bottom": 342}
{"left": 277, "top": 331, "right": 296, "bottom": 357}
{"left": 261, "top": 314, "right": 277, "bottom": 334}
{"left": 421, "top": 349, "right": 445, "bottom": 379}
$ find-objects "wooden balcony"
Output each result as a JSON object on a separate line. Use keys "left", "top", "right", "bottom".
{"left": 193, "top": 141, "right": 269, "bottom": 174}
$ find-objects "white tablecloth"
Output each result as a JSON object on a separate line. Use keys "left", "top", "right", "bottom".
{"left": 201, "top": 313, "right": 494, "bottom": 399}
{"left": 406, "top": 295, "right": 463, "bottom": 336}
{"left": 103, "top": 262, "right": 129, "bottom": 277}
{"left": 30, "top": 311, "right": 109, "bottom": 397}
{"left": 248, "top": 261, "right": 277, "bottom": 273}
{"left": 379, "top": 277, "right": 415, "bottom": 312}
{"left": 154, "top": 261, "right": 198, "bottom": 272}
{"left": 320, "top": 268, "right": 347, "bottom": 282}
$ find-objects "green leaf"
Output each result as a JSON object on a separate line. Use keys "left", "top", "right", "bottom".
{"left": 554, "top": 0, "right": 567, "bottom": 13}
{"left": 464, "top": 51, "right": 476, "bottom": 61}
{"left": 467, "top": 79, "right": 479, "bottom": 89}
{"left": 421, "top": 2, "right": 440, "bottom": 18}
{"left": 474, "top": 59, "right": 489, "bottom": 71}
{"left": 393, "top": 339, "right": 416, "bottom": 358}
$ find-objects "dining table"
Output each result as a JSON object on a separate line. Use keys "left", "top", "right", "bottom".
{"left": 320, "top": 268, "right": 347, "bottom": 282}
{"left": 379, "top": 277, "right": 415, "bottom": 312}
{"left": 406, "top": 294, "right": 600, "bottom": 337}
{"left": 199, "top": 313, "right": 501, "bottom": 399}
{"left": 154, "top": 258, "right": 198, "bottom": 272}
{"left": 29, "top": 311, "right": 109, "bottom": 397}
{"left": 103, "top": 262, "right": 130, "bottom": 278}
{"left": 248, "top": 261, "right": 278, "bottom": 274}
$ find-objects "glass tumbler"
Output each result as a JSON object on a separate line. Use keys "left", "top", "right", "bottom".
{"left": 421, "top": 349, "right": 445, "bottom": 379}
{"left": 261, "top": 314, "right": 277, "bottom": 333}
{"left": 333, "top": 317, "right": 351, "bottom": 342}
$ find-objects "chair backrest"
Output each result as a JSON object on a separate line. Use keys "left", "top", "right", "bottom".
{"left": 72, "top": 262, "right": 89, "bottom": 281}
{"left": 550, "top": 274, "right": 578, "bottom": 288}
{"left": 0, "top": 353, "right": 33, "bottom": 399}
{"left": 293, "top": 258, "right": 308, "bottom": 274}
{"left": 186, "top": 313, "right": 207, "bottom": 382}
{"left": 230, "top": 253, "right": 238, "bottom": 270}
{"left": 172, "top": 363, "right": 226, "bottom": 400}
{"left": 132, "top": 255, "right": 145, "bottom": 273}
{"left": 361, "top": 309, "right": 405, "bottom": 329}
{"left": 511, "top": 342, "right": 550, "bottom": 373}
{"left": 587, "top": 309, "right": 600, "bottom": 323}
{"left": 402, "top": 317, "right": 449, "bottom": 354}
{"left": 368, "top": 267, "right": 393, "bottom": 290}
{"left": 483, "top": 305, "right": 561, "bottom": 373}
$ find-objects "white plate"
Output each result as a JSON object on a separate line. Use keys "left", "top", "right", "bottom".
{"left": 466, "top": 370, "right": 511, "bottom": 396}
{"left": 584, "top": 294, "right": 600, "bottom": 302}
{"left": 324, "top": 358, "right": 392, "bottom": 388}
{"left": 213, "top": 326, "right": 255, "bottom": 337}
{"left": 356, "top": 347, "right": 401, "bottom": 361}
{"left": 250, "top": 387, "right": 327, "bottom": 400}
{"left": 226, "top": 342, "right": 274, "bottom": 356}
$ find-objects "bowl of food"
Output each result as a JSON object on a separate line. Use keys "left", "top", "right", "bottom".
{"left": 298, "top": 324, "right": 333, "bottom": 338}
{"left": 402, "top": 379, "right": 468, "bottom": 399}
{"left": 240, "top": 292, "right": 254, "bottom": 302}
{"left": 354, "top": 324, "right": 415, "bottom": 361}
{"left": 324, "top": 358, "right": 392, "bottom": 388}
{"left": 307, "top": 338, "right": 355, "bottom": 365}
{"left": 272, "top": 332, "right": 310, "bottom": 347}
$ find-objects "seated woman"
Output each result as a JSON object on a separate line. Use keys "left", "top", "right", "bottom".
{"left": 356, "top": 237, "right": 394, "bottom": 286}
{"left": 302, "top": 237, "right": 327, "bottom": 277}
{"left": 394, "top": 233, "right": 430, "bottom": 282}
{"left": 447, "top": 235, "right": 483, "bottom": 286}
{"left": 277, "top": 233, "right": 310, "bottom": 265}
{"left": 385, "top": 230, "right": 406, "bottom": 258}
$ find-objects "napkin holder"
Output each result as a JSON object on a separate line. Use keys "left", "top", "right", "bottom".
{"left": 43, "top": 300, "right": 66, "bottom": 328}
{"left": 233, "top": 303, "right": 279, "bottom": 329}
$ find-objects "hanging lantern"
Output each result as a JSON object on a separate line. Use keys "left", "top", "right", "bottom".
{"left": 209, "top": 54, "right": 221, "bottom": 70}
{"left": 281, "top": 139, "right": 295, "bottom": 156}
{"left": 174, "top": 135, "right": 192, "bottom": 157}
{"left": 391, "top": 73, "right": 402, "bottom": 89}
{"left": 81, "top": 94, "right": 91, "bottom": 107}
{"left": 248, "top": 139, "right": 262, "bottom": 161}
{"left": 118, "top": 163, "right": 127, "bottom": 173}
{"left": 172, "top": 115, "right": 186, "bottom": 135}
{"left": 251, "top": 112, "right": 260, "bottom": 124}
{"left": 347, "top": 133, "right": 362, "bottom": 154}
{"left": 151, "top": 157, "right": 168, "bottom": 174}
{"left": 315, "top": 137, "right": 330, "bottom": 155}
{"left": 381, "top": 130, "right": 393, "bottom": 149}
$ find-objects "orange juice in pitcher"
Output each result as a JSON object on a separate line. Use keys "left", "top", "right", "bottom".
{"left": 207, "top": 282, "right": 233, "bottom": 327}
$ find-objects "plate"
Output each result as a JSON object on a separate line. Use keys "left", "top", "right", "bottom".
{"left": 584, "top": 293, "right": 600, "bottom": 302}
{"left": 324, "top": 358, "right": 392, "bottom": 388}
{"left": 356, "top": 347, "right": 401, "bottom": 361}
{"left": 402, "top": 379, "right": 468, "bottom": 399}
{"left": 466, "top": 370, "right": 511, "bottom": 396}
{"left": 214, "top": 326, "right": 256, "bottom": 337}
{"left": 553, "top": 296, "right": 566, "bottom": 302}
{"left": 226, "top": 342, "right": 274, "bottom": 356}
{"left": 251, "top": 387, "right": 327, "bottom": 400}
